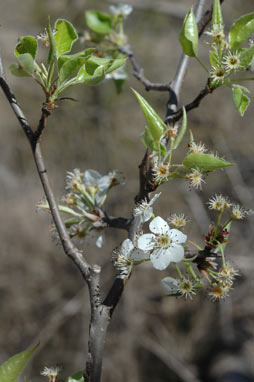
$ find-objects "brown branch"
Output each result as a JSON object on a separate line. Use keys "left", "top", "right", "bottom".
{"left": 165, "top": 80, "right": 213, "bottom": 123}
{"left": 119, "top": 45, "right": 171, "bottom": 92}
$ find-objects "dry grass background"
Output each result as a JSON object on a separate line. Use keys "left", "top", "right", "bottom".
{"left": 0, "top": 0, "right": 253, "bottom": 381}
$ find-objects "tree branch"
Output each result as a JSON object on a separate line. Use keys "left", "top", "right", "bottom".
{"left": 165, "top": 80, "right": 213, "bottom": 123}
{"left": 119, "top": 45, "right": 171, "bottom": 91}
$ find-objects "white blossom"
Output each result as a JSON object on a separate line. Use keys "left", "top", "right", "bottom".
{"left": 138, "top": 216, "right": 187, "bottom": 270}
{"left": 133, "top": 193, "right": 161, "bottom": 223}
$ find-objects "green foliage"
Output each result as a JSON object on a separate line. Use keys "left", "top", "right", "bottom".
{"left": 67, "top": 370, "right": 85, "bottom": 382}
{"left": 15, "top": 36, "right": 37, "bottom": 59}
{"left": 9, "top": 53, "right": 35, "bottom": 77}
{"left": 55, "top": 19, "right": 78, "bottom": 57}
{"left": 172, "top": 107, "right": 187, "bottom": 149}
{"left": 212, "top": 0, "right": 223, "bottom": 28}
{"left": 0, "top": 345, "right": 38, "bottom": 382}
{"left": 179, "top": 8, "right": 198, "bottom": 57}
{"left": 232, "top": 85, "right": 250, "bottom": 116}
{"left": 183, "top": 153, "right": 234, "bottom": 172}
{"left": 229, "top": 13, "right": 254, "bottom": 50}
{"left": 132, "top": 89, "right": 166, "bottom": 145}
{"left": 85, "top": 10, "right": 112, "bottom": 35}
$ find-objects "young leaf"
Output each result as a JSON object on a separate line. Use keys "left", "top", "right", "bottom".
{"left": 212, "top": 0, "right": 223, "bottom": 29}
{"left": 132, "top": 89, "right": 166, "bottom": 143}
{"left": 47, "top": 18, "right": 57, "bottom": 65}
{"left": 172, "top": 107, "right": 187, "bottom": 149}
{"left": 0, "top": 344, "right": 38, "bottom": 382}
{"left": 105, "top": 58, "right": 127, "bottom": 74}
{"left": 15, "top": 36, "right": 37, "bottom": 59}
{"left": 183, "top": 153, "right": 234, "bottom": 171}
{"left": 59, "top": 57, "right": 87, "bottom": 82}
{"left": 85, "top": 10, "right": 112, "bottom": 35}
{"left": 67, "top": 370, "right": 85, "bottom": 382}
{"left": 55, "top": 19, "right": 78, "bottom": 57}
{"left": 232, "top": 85, "right": 250, "bottom": 116}
{"left": 179, "top": 8, "right": 198, "bottom": 57}
{"left": 140, "top": 128, "right": 158, "bottom": 152}
{"left": 58, "top": 49, "right": 95, "bottom": 71}
{"left": 9, "top": 53, "right": 35, "bottom": 77}
{"left": 209, "top": 51, "right": 220, "bottom": 67}
{"left": 75, "top": 64, "right": 105, "bottom": 85}
{"left": 239, "top": 46, "right": 254, "bottom": 69}
{"left": 229, "top": 13, "right": 254, "bottom": 50}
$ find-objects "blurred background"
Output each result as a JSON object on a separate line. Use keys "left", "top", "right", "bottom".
{"left": 0, "top": 0, "right": 253, "bottom": 381}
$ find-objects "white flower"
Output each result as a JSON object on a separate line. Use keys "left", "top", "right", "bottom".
{"left": 133, "top": 193, "right": 161, "bottom": 223}
{"left": 138, "top": 216, "right": 187, "bottom": 270}
{"left": 109, "top": 4, "right": 133, "bottom": 17}
{"left": 113, "top": 239, "right": 149, "bottom": 278}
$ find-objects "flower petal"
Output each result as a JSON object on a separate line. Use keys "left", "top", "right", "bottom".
{"left": 138, "top": 233, "right": 155, "bottom": 251}
{"left": 167, "top": 244, "right": 184, "bottom": 262}
{"left": 161, "top": 277, "right": 179, "bottom": 294}
{"left": 121, "top": 238, "right": 134, "bottom": 258}
{"left": 149, "top": 216, "right": 170, "bottom": 235}
{"left": 168, "top": 229, "right": 187, "bottom": 244}
{"left": 131, "top": 248, "right": 150, "bottom": 261}
{"left": 84, "top": 169, "right": 102, "bottom": 186}
{"left": 150, "top": 248, "right": 171, "bottom": 270}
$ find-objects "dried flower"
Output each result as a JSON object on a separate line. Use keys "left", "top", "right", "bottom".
{"left": 113, "top": 239, "right": 148, "bottom": 278}
{"left": 209, "top": 282, "right": 230, "bottom": 301}
{"left": 231, "top": 204, "right": 247, "bottom": 220}
{"left": 41, "top": 366, "right": 62, "bottom": 382}
{"left": 189, "top": 141, "right": 207, "bottom": 154}
{"left": 177, "top": 278, "right": 196, "bottom": 299}
{"left": 207, "top": 194, "right": 231, "bottom": 212}
{"left": 167, "top": 213, "right": 189, "bottom": 229}
{"left": 210, "top": 66, "right": 226, "bottom": 83}
{"left": 223, "top": 51, "right": 242, "bottom": 72}
{"left": 153, "top": 163, "right": 170, "bottom": 184}
{"left": 187, "top": 168, "right": 205, "bottom": 190}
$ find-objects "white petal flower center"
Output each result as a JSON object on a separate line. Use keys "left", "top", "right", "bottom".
{"left": 155, "top": 233, "right": 171, "bottom": 249}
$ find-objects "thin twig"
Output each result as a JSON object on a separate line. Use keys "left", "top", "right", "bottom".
{"left": 165, "top": 80, "right": 213, "bottom": 123}
{"left": 119, "top": 45, "right": 171, "bottom": 92}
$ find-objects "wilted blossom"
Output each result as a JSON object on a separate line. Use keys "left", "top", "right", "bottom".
{"left": 113, "top": 238, "right": 149, "bottom": 278}
{"left": 138, "top": 216, "right": 187, "bottom": 270}
{"left": 133, "top": 193, "right": 161, "bottom": 224}
{"left": 109, "top": 4, "right": 133, "bottom": 17}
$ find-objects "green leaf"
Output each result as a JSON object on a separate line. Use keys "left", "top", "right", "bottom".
{"left": 183, "top": 153, "right": 234, "bottom": 171}
{"left": 132, "top": 89, "right": 166, "bottom": 143}
{"left": 15, "top": 36, "right": 37, "bottom": 59}
{"left": 0, "top": 344, "right": 38, "bottom": 382}
{"left": 179, "top": 8, "right": 198, "bottom": 57}
{"left": 229, "top": 13, "right": 254, "bottom": 50}
{"left": 85, "top": 10, "right": 112, "bottom": 35}
{"left": 172, "top": 107, "right": 187, "bottom": 149}
{"left": 58, "top": 48, "right": 95, "bottom": 71}
{"left": 232, "top": 85, "right": 250, "bottom": 116}
{"left": 47, "top": 18, "right": 57, "bottom": 65}
{"left": 239, "top": 46, "right": 254, "bottom": 69}
{"left": 9, "top": 53, "right": 35, "bottom": 77}
{"left": 212, "top": 0, "right": 223, "bottom": 28}
{"left": 105, "top": 58, "right": 127, "bottom": 74}
{"left": 209, "top": 50, "right": 220, "bottom": 67}
{"left": 59, "top": 57, "right": 87, "bottom": 82}
{"left": 66, "top": 370, "right": 85, "bottom": 382}
{"left": 55, "top": 19, "right": 78, "bottom": 57}
{"left": 140, "top": 128, "right": 158, "bottom": 152}
{"left": 75, "top": 64, "right": 105, "bottom": 85}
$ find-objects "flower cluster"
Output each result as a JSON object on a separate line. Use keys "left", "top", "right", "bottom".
{"left": 39, "top": 168, "right": 124, "bottom": 247}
